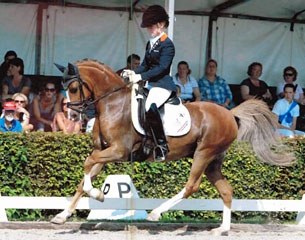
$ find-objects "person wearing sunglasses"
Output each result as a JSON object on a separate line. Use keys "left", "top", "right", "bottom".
{"left": 277, "top": 66, "right": 304, "bottom": 104}
{"left": 31, "top": 81, "right": 60, "bottom": 131}
{"left": 12, "top": 93, "right": 33, "bottom": 132}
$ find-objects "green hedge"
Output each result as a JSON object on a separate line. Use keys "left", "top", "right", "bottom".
{"left": 0, "top": 132, "right": 304, "bottom": 222}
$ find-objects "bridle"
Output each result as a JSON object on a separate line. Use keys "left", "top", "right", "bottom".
{"left": 63, "top": 73, "right": 94, "bottom": 114}
{"left": 62, "top": 66, "right": 129, "bottom": 114}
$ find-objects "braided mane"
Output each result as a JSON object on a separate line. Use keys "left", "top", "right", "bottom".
{"left": 75, "top": 58, "right": 123, "bottom": 84}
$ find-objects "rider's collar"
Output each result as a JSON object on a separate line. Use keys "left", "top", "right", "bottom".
{"left": 149, "top": 32, "right": 165, "bottom": 49}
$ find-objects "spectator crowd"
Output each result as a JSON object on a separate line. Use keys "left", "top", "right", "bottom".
{"left": 0, "top": 50, "right": 82, "bottom": 134}
{"left": 1, "top": 50, "right": 304, "bottom": 138}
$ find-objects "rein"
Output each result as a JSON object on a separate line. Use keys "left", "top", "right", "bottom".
{"left": 66, "top": 75, "right": 130, "bottom": 114}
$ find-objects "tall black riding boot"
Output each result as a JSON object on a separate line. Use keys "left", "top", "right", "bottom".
{"left": 146, "top": 103, "right": 169, "bottom": 161}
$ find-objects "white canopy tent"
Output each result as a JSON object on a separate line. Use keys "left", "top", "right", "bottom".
{"left": 0, "top": 0, "right": 304, "bottom": 86}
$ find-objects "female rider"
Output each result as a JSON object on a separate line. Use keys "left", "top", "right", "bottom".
{"left": 123, "top": 5, "right": 176, "bottom": 161}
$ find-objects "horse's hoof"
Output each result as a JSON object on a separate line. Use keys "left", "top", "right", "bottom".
{"left": 146, "top": 211, "right": 161, "bottom": 221}
{"left": 96, "top": 191, "right": 104, "bottom": 202}
{"left": 50, "top": 214, "right": 66, "bottom": 225}
{"left": 89, "top": 188, "right": 104, "bottom": 202}
{"left": 210, "top": 226, "right": 230, "bottom": 236}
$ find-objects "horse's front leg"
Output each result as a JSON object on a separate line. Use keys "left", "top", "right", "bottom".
{"left": 50, "top": 160, "right": 104, "bottom": 225}
{"left": 51, "top": 144, "right": 127, "bottom": 225}
{"left": 83, "top": 158, "right": 105, "bottom": 201}
{"left": 51, "top": 178, "right": 85, "bottom": 224}
{"left": 82, "top": 147, "right": 127, "bottom": 200}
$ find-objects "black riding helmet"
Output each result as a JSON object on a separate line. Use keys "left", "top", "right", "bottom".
{"left": 141, "top": 5, "right": 169, "bottom": 28}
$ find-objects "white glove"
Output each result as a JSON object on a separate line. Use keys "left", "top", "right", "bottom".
{"left": 121, "top": 69, "right": 133, "bottom": 78}
{"left": 129, "top": 72, "right": 142, "bottom": 83}
{"left": 121, "top": 70, "right": 142, "bottom": 83}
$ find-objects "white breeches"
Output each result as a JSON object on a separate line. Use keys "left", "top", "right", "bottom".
{"left": 145, "top": 87, "right": 172, "bottom": 111}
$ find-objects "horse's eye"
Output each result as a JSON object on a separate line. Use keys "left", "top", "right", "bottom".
{"left": 69, "top": 87, "right": 78, "bottom": 94}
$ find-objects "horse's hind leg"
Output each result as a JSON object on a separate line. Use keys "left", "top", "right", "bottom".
{"left": 147, "top": 151, "right": 212, "bottom": 221}
{"left": 50, "top": 162, "right": 104, "bottom": 224}
{"left": 205, "top": 153, "right": 233, "bottom": 234}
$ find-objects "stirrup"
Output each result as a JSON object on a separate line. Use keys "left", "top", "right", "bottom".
{"left": 153, "top": 144, "right": 168, "bottom": 162}
{"left": 130, "top": 142, "right": 153, "bottom": 162}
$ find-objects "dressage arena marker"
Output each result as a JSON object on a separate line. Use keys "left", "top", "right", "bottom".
{"left": 87, "top": 175, "right": 148, "bottom": 220}
{"left": 1, "top": 195, "right": 305, "bottom": 224}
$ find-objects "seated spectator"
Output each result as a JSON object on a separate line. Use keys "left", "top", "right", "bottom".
{"left": 52, "top": 98, "right": 82, "bottom": 134}
{"left": 2, "top": 57, "right": 31, "bottom": 101}
{"left": 12, "top": 93, "right": 33, "bottom": 132}
{"left": 173, "top": 61, "right": 201, "bottom": 103}
{"left": 0, "top": 50, "right": 17, "bottom": 97}
{"left": 30, "top": 81, "right": 60, "bottom": 131}
{"left": 116, "top": 54, "right": 141, "bottom": 76}
{"left": 277, "top": 66, "right": 304, "bottom": 104}
{"left": 0, "top": 101, "right": 22, "bottom": 132}
{"left": 198, "top": 59, "right": 233, "bottom": 109}
{"left": 272, "top": 83, "right": 305, "bottom": 137}
{"left": 57, "top": 82, "right": 92, "bottom": 128}
{"left": 240, "top": 62, "right": 272, "bottom": 107}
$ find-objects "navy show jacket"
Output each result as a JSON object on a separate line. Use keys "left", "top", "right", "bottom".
{"left": 135, "top": 33, "right": 177, "bottom": 92}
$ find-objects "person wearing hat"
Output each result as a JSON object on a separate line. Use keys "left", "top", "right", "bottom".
{"left": 0, "top": 101, "right": 23, "bottom": 132}
{"left": 122, "top": 5, "right": 176, "bottom": 161}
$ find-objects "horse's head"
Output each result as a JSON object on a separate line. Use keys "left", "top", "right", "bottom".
{"left": 55, "top": 62, "right": 93, "bottom": 113}
{"left": 55, "top": 59, "right": 127, "bottom": 114}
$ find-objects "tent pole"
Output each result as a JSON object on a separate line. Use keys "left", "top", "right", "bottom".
{"left": 207, "top": 11, "right": 218, "bottom": 61}
{"left": 35, "top": 4, "right": 43, "bottom": 74}
{"left": 35, "top": 3, "right": 47, "bottom": 74}
{"left": 165, "top": 0, "right": 175, "bottom": 76}
{"left": 165, "top": 0, "right": 175, "bottom": 41}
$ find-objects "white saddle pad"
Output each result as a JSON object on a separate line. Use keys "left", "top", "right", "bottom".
{"left": 131, "top": 84, "right": 191, "bottom": 136}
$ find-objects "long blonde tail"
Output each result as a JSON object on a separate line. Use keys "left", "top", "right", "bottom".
{"left": 231, "top": 99, "right": 295, "bottom": 166}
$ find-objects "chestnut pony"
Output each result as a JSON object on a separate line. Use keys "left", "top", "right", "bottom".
{"left": 51, "top": 59, "right": 294, "bottom": 233}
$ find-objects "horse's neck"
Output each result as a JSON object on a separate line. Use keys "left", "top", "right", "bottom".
{"left": 97, "top": 87, "right": 131, "bottom": 114}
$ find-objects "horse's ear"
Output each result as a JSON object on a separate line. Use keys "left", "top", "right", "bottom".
{"left": 54, "top": 63, "right": 66, "bottom": 73}
{"left": 68, "top": 62, "right": 78, "bottom": 76}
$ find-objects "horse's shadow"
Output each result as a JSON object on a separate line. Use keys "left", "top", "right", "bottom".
{"left": 78, "top": 221, "right": 220, "bottom": 234}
